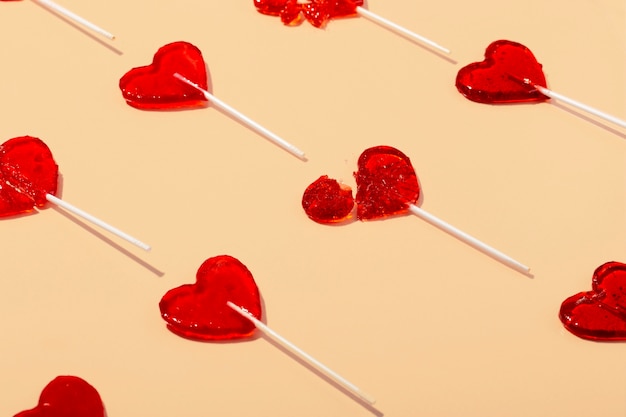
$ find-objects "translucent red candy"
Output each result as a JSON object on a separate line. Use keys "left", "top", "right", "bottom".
{"left": 559, "top": 262, "right": 626, "bottom": 341}
{"left": 0, "top": 136, "right": 58, "bottom": 217}
{"left": 15, "top": 376, "right": 105, "bottom": 417}
{"left": 456, "top": 40, "right": 549, "bottom": 104}
{"left": 354, "top": 146, "right": 420, "bottom": 220}
{"left": 302, "top": 175, "right": 354, "bottom": 224}
{"left": 119, "top": 41, "right": 209, "bottom": 110}
{"left": 254, "top": 0, "right": 363, "bottom": 28}
{"left": 159, "top": 255, "right": 262, "bottom": 341}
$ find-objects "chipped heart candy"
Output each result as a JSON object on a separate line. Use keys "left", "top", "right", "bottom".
{"left": 0, "top": 136, "right": 58, "bottom": 217}
{"left": 559, "top": 261, "right": 626, "bottom": 341}
{"left": 456, "top": 40, "right": 549, "bottom": 104}
{"left": 15, "top": 376, "right": 105, "bottom": 417}
{"left": 254, "top": 0, "right": 363, "bottom": 27}
{"left": 302, "top": 175, "right": 354, "bottom": 224}
{"left": 354, "top": 145, "right": 420, "bottom": 220}
{"left": 159, "top": 255, "right": 262, "bottom": 341}
{"left": 119, "top": 41, "right": 209, "bottom": 110}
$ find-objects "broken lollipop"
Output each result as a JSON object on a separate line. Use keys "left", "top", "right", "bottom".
{"left": 2, "top": 0, "right": 114, "bottom": 39}
{"left": 559, "top": 261, "right": 626, "bottom": 341}
{"left": 302, "top": 146, "right": 529, "bottom": 273}
{"left": 119, "top": 41, "right": 306, "bottom": 161}
{"left": 159, "top": 255, "right": 375, "bottom": 404}
{"left": 456, "top": 40, "right": 626, "bottom": 129}
{"left": 0, "top": 136, "right": 150, "bottom": 250}
{"left": 14, "top": 375, "right": 106, "bottom": 417}
{"left": 254, "top": 0, "right": 450, "bottom": 54}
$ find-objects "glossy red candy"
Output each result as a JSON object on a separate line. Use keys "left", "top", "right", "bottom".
{"left": 0, "top": 136, "right": 58, "bottom": 217}
{"left": 159, "top": 255, "right": 262, "bottom": 341}
{"left": 354, "top": 146, "right": 419, "bottom": 220}
{"left": 254, "top": 0, "right": 363, "bottom": 28}
{"left": 119, "top": 41, "right": 209, "bottom": 110}
{"left": 302, "top": 175, "right": 354, "bottom": 224}
{"left": 559, "top": 262, "right": 626, "bottom": 341}
{"left": 15, "top": 376, "right": 105, "bottom": 417}
{"left": 456, "top": 40, "right": 549, "bottom": 104}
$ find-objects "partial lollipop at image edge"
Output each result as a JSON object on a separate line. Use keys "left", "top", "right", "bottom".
{"left": 118, "top": 41, "right": 307, "bottom": 161}
{"left": 0, "top": 0, "right": 115, "bottom": 40}
{"left": 253, "top": 0, "right": 450, "bottom": 54}
{"left": 14, "top": 375, "right": 106, "bottom": 417}
{"left": 0, "top": 136, "right": 150, "bottom": 251}
{"left": 302, "top": 145, "right": 530, "bottom": 274}
{"left": 456, "top": 39, "right": 626, "bottom": 129}
{"left": 559, "top": 261, "right": 626, "bottom": 341}
{"left": 159, "top": 255, "right": 376, "bottom": 405}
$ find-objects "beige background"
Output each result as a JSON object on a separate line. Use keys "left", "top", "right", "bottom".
{"left": 1, "top": 0, "right": 625, "bottom": 416}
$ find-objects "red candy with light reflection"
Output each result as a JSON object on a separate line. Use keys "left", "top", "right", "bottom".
{"left": 456, "top": 40, "right": 549, "bottom": 104}
{"left": 302, "top": 175, "right": 354, "bottom": 224}
{"left": 159, "top": 255, "right": 262, "bottom": 341}
{"left": 559, "top": 261, "right": 626, "bottom": 341}
{"left": 0, "top": 136, "right": 58, "bottom": 217}
{"left": 119, "top": 41, "right": 209, "bottom": 110}
{"left": 354, "top": 146, "right": 419, "bottom": 220}
{"left": 254, "top": 0, "right": 363, "bottom": 28}
{"left": 15, "top": 376, "right": 105, "bottom": 417}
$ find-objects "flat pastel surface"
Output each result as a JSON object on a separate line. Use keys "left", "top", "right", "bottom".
{"left": 0, "top": 1, "right": 624, "bottom": 416}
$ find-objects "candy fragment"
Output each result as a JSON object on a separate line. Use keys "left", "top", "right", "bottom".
{"left": 559, "top": 261, "right": 626, "bottom": 341}
{"left": 159, "top": 255, "right": 262, "bottom": 341}
{"left": 302, "top": 175, "right": 354, "bottom": 224}
{"left": 354, "top": 146, "right": 420, "bottom": 220}
{"left": 119, "top": 41, "right": 209, "bottom": 110}
{"left": 0, "top": 136, "right": 58, "bottom": 217}
{"left": 14, "top": 376, "right": 105, "bottom": 417}
{"left": 456, "top": 40, "right": 549, "bottom": 104}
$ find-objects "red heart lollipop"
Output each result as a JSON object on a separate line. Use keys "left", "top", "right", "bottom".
{"left": 254, "top": 0, "right": 363, "bottom": 27}
{"left": 302, "top": 175, "right": 354, "bottom": 224}
{"left": 354, "top": 145, "right": 419, "bottom": 220}
{"left": 119, "top": 41, "right": 209, "bottom": 110}
{"left": 15, "top": 376, "right": 105, "bottom": 417}
{"left": 159, "top": 255, "right": 262, "bottom": 341}
{"left": 456, "top": 40, "right": 549, "bottom": 104}
{"left": 559, "top": 261, "right": 626, "bottom": 341}
{"left": 0, "top": 136, "right": 58, "bottom": 217}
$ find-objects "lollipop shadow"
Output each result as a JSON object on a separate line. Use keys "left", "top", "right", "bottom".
{"left": 31, "top": 1, "right": 123, "bottom": 55}
{"left": 52, "top": 176, "right": 163, "bottom": 276}
{"left": 262, "top": 333, "right": 383, "bottom": 416}
{"left": 549, "top": 101, "right": 626, "bottom": 139}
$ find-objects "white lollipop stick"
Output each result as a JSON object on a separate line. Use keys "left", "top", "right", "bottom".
{"left": 31, "top": 0, "right": 115, "bottom": 40}
{"left": 45, "top": 194, "right": 151, "bottom": 251}
{"left": 355, "top": 7, "right": 450, "bottom": 54}
{"left": 407, "top": 204, "right": 529, "bottom": 274}
{"left": 226, "top": 301, "right": 376, "bottom": 405}
{"left": 173, "top": 73, "right": 307, "bottom": 161}
{"left": 532, "top": 84, "right": 626, "bottom": 129}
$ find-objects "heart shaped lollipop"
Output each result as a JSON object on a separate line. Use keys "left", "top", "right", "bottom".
{"left": 119, "top": 41, "right": 209, "bottom": 110}
{"left": 159, "top": 255, "right": 262, "bottom": 341}
{"left": 0, "top": 136, "right": 58, "bottom": 217}
{"left": 559, "top": 261, "right": 626, "bottom": 341}
{"left": 120, "top": 42, "right": 306, "bottom": 160}
{"left": 301, "top": 146, "right": 529, "bottom": 273}
{"left": 302, "top": 175, "right": 354, "bottom": 224}
{"left": 456, "top": 40, "right": 549, "bottom": 104}
{"left": 160, "top": 255, "right": 375, "bottom": 403}
{"left": 354, "top": 145, "right": 420, "bottom": 221}
{"left": 14, "top": 375, "right": 105, "bottom": 417}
